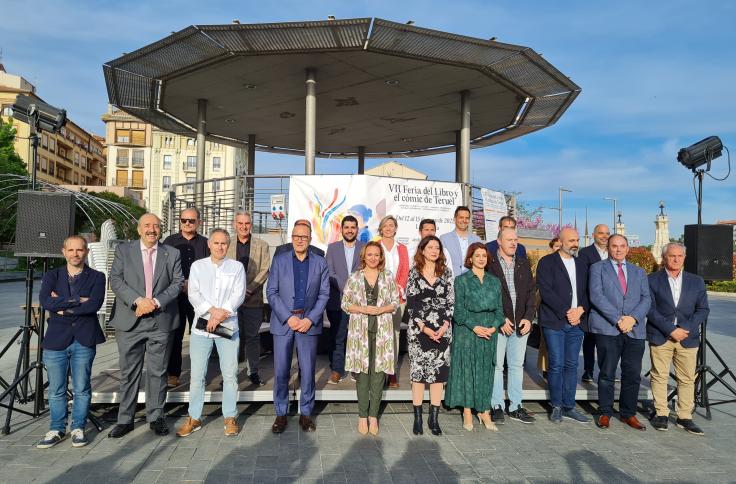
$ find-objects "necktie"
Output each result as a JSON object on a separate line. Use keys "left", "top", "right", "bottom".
{"left": 617, "top": 262, "right": 627, "bottom": 295}
{"left": 144, "top": 247, "right": 155, "bottom": 298}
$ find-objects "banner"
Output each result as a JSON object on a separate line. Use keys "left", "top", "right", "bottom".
{"left": 287, "top": 175, "right": 463, "bottom": 250}
{"left": 480, "top": 188, "right": 508, "bottom": 241}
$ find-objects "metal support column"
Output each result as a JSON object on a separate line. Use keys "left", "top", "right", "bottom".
{"left": 195, "top": 98, "right": 207, "bottom": 210}
{"left": 358, "top": 146, "right": 365, "bottom": 174}
{"left": 246, "top": 134, "right": 256, "bottom": 212}
{"left": 305, "top": 69, "right": 317, "bottom": 175}
{"left": 459, "top": 91, "right": 471, "bottom": 204}
{"left": 455, "top": 130, "right": 461, "bottom": 183}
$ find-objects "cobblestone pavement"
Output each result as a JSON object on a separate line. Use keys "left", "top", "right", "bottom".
{"left": 1, "top": 293, "right": 735, "bottom": 483}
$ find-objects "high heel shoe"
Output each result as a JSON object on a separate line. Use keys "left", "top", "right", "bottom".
{"left": 368, "top": 417, "right": 379, "bottom": 436}
{"left": 462, "top": 412, "right": 474, "bottom": 431}
{"left": 478, "top": 413, "right": 498, "bottom": 432}
{"left": 413, "top": 405, "right": 423, "bottom": 435}
{"left": 358, "top": 418, "right": 368, "bottom": 435}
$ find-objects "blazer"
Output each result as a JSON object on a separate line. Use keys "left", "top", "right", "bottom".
{"left": 39, "top": 265, "right": 106, "bottom": 350}
{"left": 647, "top": 270, "right": 709, "bottom": 348}
{"left": 274, "top": 243, "right": 325, "bottom": 258}
{"left": 440, "top": 231, "right": 481, "bottom": 278}
{"left": 226, "top": 235, "right": 271, "bottom": 308}
{"left": 577, "top": 244, "right": 604, "bottom": 268}
{"left": 266, "top": 249, "right": 330, "bottom": 336}
{"left": 486, "top": 252, "right": 536, "bottom": 325}
{"left": 588, "top": 259, "right": 651, "bottom": 339}
{"left": 536, "top": 252, "right": 589, "bottom": 330}
{"left": 108, "top": 240, "right": 184, "bottom": 332}
{"left": 325, "top": 239, "right": 366, "bottom": 311}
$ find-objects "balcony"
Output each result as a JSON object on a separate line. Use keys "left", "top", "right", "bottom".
{"left": 182, "top": 161, "right": 197, "bottom": 172}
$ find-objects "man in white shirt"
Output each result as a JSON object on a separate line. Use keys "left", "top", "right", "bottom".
{"left": 176, "top": 229, "right": 245, "bottom": 438}
{"left": 440, "top": 206, "right": 481, "bottom": 277}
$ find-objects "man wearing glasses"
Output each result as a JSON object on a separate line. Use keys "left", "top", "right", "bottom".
{"left": 163, "top": 207, "right": 210, "bottom": 388}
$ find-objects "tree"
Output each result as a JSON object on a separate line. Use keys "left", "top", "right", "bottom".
{"left": 0, "top": 118, "right": 27, "bottom": 176}
{"left": 0, "top": 119, "right": 28, "bottom": 243}
{"left": 75, "top": 190, "right": 146, "bottom": 240}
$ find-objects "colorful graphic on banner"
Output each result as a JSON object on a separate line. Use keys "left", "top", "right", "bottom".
{"left": 270, "top": 194, "right": 286, "bottom": 220}
{"left": 288, "top": 175, "right": 463, "bottom": 250}
{"left": 480, "top": 188, "right": 508, "bottom": 241}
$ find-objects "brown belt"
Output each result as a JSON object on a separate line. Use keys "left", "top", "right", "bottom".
{"left": 291, "top": 309, "right": 305, "bottom": 315}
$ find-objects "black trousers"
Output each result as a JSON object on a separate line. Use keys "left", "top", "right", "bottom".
{"left": 583, "top": 332, "right": 597, "bottom": 374}
{"left": 595, "top": 333, "right": 645, "bottom": 418}
{"left": 167, "top": 293, "right": 194, "bottom": 377}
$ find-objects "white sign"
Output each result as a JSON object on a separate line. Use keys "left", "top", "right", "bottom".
{"left": 480, "top": 188, "right": 508, "bottom": 241}
{"left": 287, "top": 175, "right": 463, "bottom": 250}
{"left": 270, "top": 194, "right": 285, "bottom": 220}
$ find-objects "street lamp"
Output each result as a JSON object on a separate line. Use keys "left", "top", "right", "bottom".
{"left": 559, "top": 187, "right": 572, "bottom": 229}
{"left": 603, "top": 197, "right": 617, "bottom": 234}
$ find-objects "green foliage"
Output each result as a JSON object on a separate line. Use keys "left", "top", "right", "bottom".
{"left": 707, "top": 280, "right": 736, "bottom": 293}
{"left": 628, "top": 246, "right": 658, "bottom": 273}
{"left": 0, "top": 118, "right": 27, "bottom": 176}
{"left": 75, "top": 190, "right": 145, "bottom": 240}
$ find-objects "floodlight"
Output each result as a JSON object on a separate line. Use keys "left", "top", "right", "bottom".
{"left": 11, "top": 94, "right": 67, "bottom": 133}
{"left": 677, "top": 136, "right": 722, "bottom": 172}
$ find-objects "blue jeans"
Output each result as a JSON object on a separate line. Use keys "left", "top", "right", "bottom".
{"left": 43, "top": 340, "right": 96, "bottom": 432}
{"left": 543, "top": 324, "right": 584, "bottom": 409}
{"left": 327, "top": 310, "right": 350, "bottom": 375}
{"left": 188, "top": 333, "right": 239, "bottom": 420}
{"left": 491, "top": 331, "right": 530, "bottom": 411}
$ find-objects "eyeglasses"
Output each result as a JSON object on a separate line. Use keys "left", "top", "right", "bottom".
{"left": 180, "top": 219, "right": 197, "bottom": 224}
{"left": 291, "top": 235, "right": 309, "bottom": 242}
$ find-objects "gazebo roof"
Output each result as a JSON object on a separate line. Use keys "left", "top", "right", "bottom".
{"left": 103, "top": 18, "right": 580, "bottom": 158}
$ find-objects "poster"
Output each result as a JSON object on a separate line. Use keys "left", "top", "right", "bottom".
{"left": 480, "top": 188, "right": 508, "bottom": 241}
{"left": 287, "top": 175, "right": 463, "bottom": 251}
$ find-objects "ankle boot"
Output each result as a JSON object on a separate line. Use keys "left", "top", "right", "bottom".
{"left": 412, "top": 405, "right": 423, "bottom": 435}
{"left": 428, "top": 405, "right": 442, "bottom": 436}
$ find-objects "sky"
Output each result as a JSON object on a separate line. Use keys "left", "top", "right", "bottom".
{"left": 2, "top": 0, "right": 735, "bottom": 244}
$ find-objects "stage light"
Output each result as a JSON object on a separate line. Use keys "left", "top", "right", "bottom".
{"left": 11, "top": 94, "right": 67, "bottom": 134}
{"left": 677, "top": 136, "right": 722, "bottom": 172}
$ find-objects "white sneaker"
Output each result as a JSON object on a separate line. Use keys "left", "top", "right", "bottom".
{"left": 37, "top": 430, "right": 65, "bottom": 449}
{"left": 71, "top": 428, "right": 89, "bottom": 447}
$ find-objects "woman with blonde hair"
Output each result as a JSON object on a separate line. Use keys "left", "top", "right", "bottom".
{"left": 342, "top": 241, "right": 399, "bottom": 435}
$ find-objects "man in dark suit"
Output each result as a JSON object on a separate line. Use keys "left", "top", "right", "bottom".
{"left": 325, "top": 215, "right": 365, "bottom": 384}
{"left": 647, "top": 242, "right": 709, "bottom": 435}
{"left": 577, "top": 224, "right": 610, "bottom": 383}
{"left": 267, "top": 222, "right": 330, "bottom": 434}
{"left": 274, "top": 219, "right": 325, "bottom": 258}
{"left": 486, "top": 216, "right": 528, "bottom": 259}
{"left": 588, "top": 234, "right": 651, "bottom": 431}
{"left": 107, "top": 213, "right": 184, "bottom": 438}
{"left": 536, "top": 228, "right": 590, "bottom": 424}
{"left": 36, "top": 236, "right": 106, "bottom": 449}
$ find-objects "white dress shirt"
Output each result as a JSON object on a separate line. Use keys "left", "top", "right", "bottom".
{"left": 667, "top": 269, "right": 683, "bottom": 325}
{"left": 381, "top": 240, "right": 399, "bottom": 277}
{"left": 560, "top": 254, "right": 578, "bottom": 308}
{"left": 188, "top": 257, "right": 246, "bottom": 339}
{"left": 595, "top": 244, "right": 608, "bottom": 261}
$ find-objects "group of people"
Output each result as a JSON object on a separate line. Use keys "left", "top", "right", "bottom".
{"left": 35, "top": 205, "right": 710, "bottom": 449}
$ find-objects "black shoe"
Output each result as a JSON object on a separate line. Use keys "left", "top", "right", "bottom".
{"left": 249, "top": 372, "right": 265, "bottom": 386}
{"left": 651, "top": 416, "right": 669, "bottom": 431}
{"left": 427, "top": 405, "right": 442, "bottom": 436}
{"left": 676, "top": 418, "right": 704, "bottom": 436}
{"left": 412, "top": 405, "right": 423, "bottom": 435}
{"left": 108, "top": 423, "right": 134, "bottom": 439}
{"left": 149, "top": 417, "right": 169, "bottom": 436}
{"left": 581, "top": 370, "right": 594, "bottom": 383}
{"left": 491, "top": 405, "right": 505, "bottom": 424}
{"left": 508, "top": 407, "right": 535, "bottom": 424}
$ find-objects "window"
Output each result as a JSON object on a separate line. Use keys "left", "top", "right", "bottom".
{"left": 115, "top": 169, "right": 128, "bottom": 186}
{"left": 1, "top": 105, "right": 13, "bottom": 116}
{"left": 117, "top": 149, "right": 129, "bottom": 166}
{"left": 132, "top": 149, "right": 145, "bottom": 167}
{"left": 48, "top": 161, "right": 55, "bottom": 176}
{"left": 73, "top": 152, "right": 80, "bottom": 166}
{"left": 187, "top": 138, "right": 195, "bottom": 147}
{"left": 162, "top": 176, "right": 171, "bottom": 190}
{"left": 81, "top": 158, "right": 87, "bottom": 170}
{"left": 131, "top": 170, "right": 145, "bottom": 188}
{"left": 116, "top": 129, "right": 130, "bottom": 143}
{"left": 40, "top": 157, "right": 47, "bottom": 173}
{"left": 131, "top": 130, "right": 145, "bottom": 145}
{"left": 186, "top": 156, "right": 196, "bottom": 169}
{"left": 73, "top": 172, "right": 79, "bottom": 184}
{"left": 57, "top": 166, "right": 66, "bottom": 181}
{"left": 164, "top": 136, "right": 174, "bottom": 147}
{"left": 49, "top": 138, "right": 55, "bottom": 151}
{"left": 212, "top": 156, "right": 221, "bottom": 170}
{"left": 163, "top": 154, "right": 172, "bottom": 169}
{"left": 212, "top": 180, "right": 221, "bottom": 192}
{"left": 185, "top": 176, "right": 195, "bottom": 193}
{"left": 42, "top": 134, "right": 48, "bottom": 148}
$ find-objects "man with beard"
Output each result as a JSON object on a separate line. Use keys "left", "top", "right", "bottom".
{"left": 325, "top": 215, "right": 366, "bottom": 384}
{"left": 440, "top": 206, "right": 481, "bottom": 277}
{"left": 536, "top": 228, "right": 591, "bottom": 424}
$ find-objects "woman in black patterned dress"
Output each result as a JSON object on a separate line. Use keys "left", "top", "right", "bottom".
{"left": 405, "top": 235, "right": 454, "bottom": 436}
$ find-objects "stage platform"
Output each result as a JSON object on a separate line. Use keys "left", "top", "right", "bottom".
{"left": 90, "top": 338, "right": 652, "bottom": 404}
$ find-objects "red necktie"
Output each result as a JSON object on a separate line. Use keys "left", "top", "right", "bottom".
{"left": 617, "top": 262, "right": 627, "bottom": 295}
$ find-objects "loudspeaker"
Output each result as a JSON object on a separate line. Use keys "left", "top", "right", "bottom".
{"left": 14, "top": 191, "right": 76, "bottom": 258}
{"left": 683, "top": 224, "right": 733, "bottom": 281}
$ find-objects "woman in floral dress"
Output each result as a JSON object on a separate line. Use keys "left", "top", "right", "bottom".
{"left": 405, "top": 235, "right": 453, "bottom": 436}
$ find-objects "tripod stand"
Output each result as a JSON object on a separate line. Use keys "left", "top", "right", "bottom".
{"left": 692, "top": 319, "right": 736, "bottom": 420}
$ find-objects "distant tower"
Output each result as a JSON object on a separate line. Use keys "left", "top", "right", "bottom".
{"left": 652, "top": 201, "right": 669, "bottom": 264}
{"left": 615, "top": 211, "right": 626, "bottom": 236}
{"left": 584, "top": 206, "right": 590, "bottom": 246}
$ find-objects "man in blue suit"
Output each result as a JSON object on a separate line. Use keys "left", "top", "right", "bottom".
{"left": 536, "top": 228, "right": 590, "bottom": 424}
{"left": 325, "top": 215, "right": 365, "bottom": 384}
{"left": 588, "top": 234, "right": 651, "bottom": 430}
{"left": 37, "top": 236, "right": 106, "bottom": 449}
{"left": 267, "top": 221, "right": 330, "bottom": 433}
{"left": 440, "top": 206, "right": 481, "bottom": 277}
{"left": 647, "top": 242, "right": 709, "bottom": 435}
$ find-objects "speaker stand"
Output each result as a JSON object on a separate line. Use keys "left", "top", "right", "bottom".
{"left": 694, "top": 320, "right": 736, "bottom": 420}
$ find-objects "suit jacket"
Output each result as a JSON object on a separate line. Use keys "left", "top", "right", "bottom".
{"left": 536, "top": 252, "right": 589, "bottom": 330}
{"left": 578, "top": 244, "right": 604, "bottom": 268}
{"left": 39, "top": 265, "right": 106, "bottom": 350}
{"left": 486, "top": 240, "right": 528, "bottom": 260}
{"left": 486, "top": 252, "right": 536, "bottom": 325}
{"left": 108, "top": 240, "right": 184, "bottom": 332}
{"left": 226, "top": 235, "right": 271, "bottom": 308}
{"left": 647, "top": 270, "right": 709, "bottom": 348}
{"left": 266, "top": 250, "right": 330, "bottom": 336}
{"left": 325, "top": 239, "right": 366, "bottom": 311}
{"left": 588, "top": 259, "right": 651, "bottom": 339}
{"left": 274, "top": 243, "right": 324, "bottom": 258}
{"left": 440, "top": 231, "right": 481, "bottom": 278}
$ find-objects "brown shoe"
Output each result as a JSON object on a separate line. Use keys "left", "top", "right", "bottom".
{"left": 327, "top": 371, "right": 343, "bottom": 385}
{"left": 597, "top": 415, "right": 610, "bottom": 429}
{"left": 167, "top": 376, "right": 179, "bottom": 388}
{"left": 176, "top": 416, "right": 201, "bottom": 437}
{"left": 621, "top": 416, "right": 646, "bottom": 431}
{"left": 271, "top": 416, "right": 288, "bottom": 434}
{"left": 387, "top": 375, "right": 399, "bottom": 388}
{"left": 299, "top": 415, "right": 316, "bottom": 432}
{"left": 224, "top": 417, "right": 239, "bottom": 436}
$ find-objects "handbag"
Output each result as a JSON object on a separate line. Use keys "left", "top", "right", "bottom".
{"left": 195, "top": 317, "right": 235, "bottom": 339}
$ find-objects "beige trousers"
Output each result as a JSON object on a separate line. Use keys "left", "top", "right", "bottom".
{"left": 649, "top": 339, "right": 698, "bottom": 419}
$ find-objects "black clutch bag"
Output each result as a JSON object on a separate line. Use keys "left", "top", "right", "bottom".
{"left": 196, "top": 317, "right": 235, "bottom": 339}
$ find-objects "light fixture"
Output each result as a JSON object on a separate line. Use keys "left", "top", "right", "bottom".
{"left": 401, "top": 137, "right": 412, "bottom": 142}
{"left": 243, "top": 84, "right": 257, "bottom": 90}
{"left": 11, "top": 95, "right": 67, "bottom": 133}
{"left": 327, "top": 15, "right": 336, "bottom": 21}
{"left": 385, "top": 79, "right": 400, "bottom": 86}
{"left": 225, "top": 118, "right": 236, "bottom": 124}
{"left": 677, "top": 136, "right": 722, "bottom": 172}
